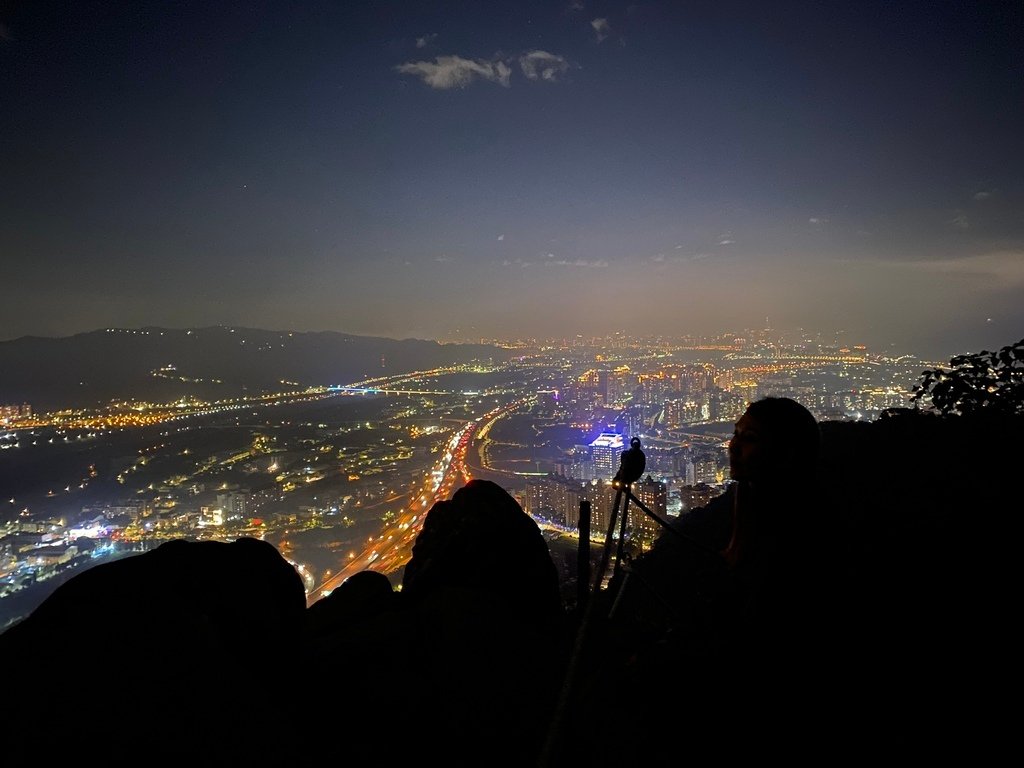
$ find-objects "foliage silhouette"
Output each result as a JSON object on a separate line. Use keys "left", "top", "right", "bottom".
{"left": 910, "top": 337, "right": 1024, "bottom": 416}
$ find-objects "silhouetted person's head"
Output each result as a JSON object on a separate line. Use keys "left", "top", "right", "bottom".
{"left": 729, "top": 397, "right": 820, "bottom": 487}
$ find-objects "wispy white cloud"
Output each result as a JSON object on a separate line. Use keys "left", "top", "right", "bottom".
{"left": 396, "top": 55, "right": 511, "bottom": 89}
{"left": 591, "top": 18, "right": 611, "bottom": 43}
{"left": 718, "top": 234, "right": 735, "bottom": 245}
{"left": 809, "top": 217, "right": 829, "bottom": 225}
{"left": 950, "top": 212, "right": 970, "bottom": 230}
{"left": 415, "top": 33, "right": 438, "bottom": 49}
{"left": 650, "top": 251, "right": 711, "bottom": 265}
{"left": 435, "top": 255, "right": 453, "bottom": 263}
{"left": 568, "top": 1, "right": 585, "bottom": 11}
{"left": 497, "top": 234, "right": 504, "bottom": 241}
{"left": 518, "top": 50, "right": 570, "bottom": 82}
{"left": 547, "top": 257, "right": 609, "bottom": 268}
{"left": 398, "top": 51, "right": 571, "bottom": 88}
{"left": 973, "top": 190, "right": 993, "bottom": 201}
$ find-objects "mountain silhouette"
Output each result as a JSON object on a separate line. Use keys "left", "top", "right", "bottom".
{"left": 0, "top": 326, "right": 509, "bottom": 409}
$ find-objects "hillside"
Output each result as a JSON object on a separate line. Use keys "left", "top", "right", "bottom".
{"left": 0, "top": 327, "right": 509, "bottom": 410}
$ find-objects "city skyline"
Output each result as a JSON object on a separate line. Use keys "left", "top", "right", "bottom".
{"left": 1, "top": 328, "right": 928, "bottom": 629}
{"left": 2, "top": 1, "right": 1021, "bottom": 357}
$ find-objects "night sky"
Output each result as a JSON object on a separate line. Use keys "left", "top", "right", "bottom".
{"left": 2, "top": 1, "right": 1021, "bottom": 356}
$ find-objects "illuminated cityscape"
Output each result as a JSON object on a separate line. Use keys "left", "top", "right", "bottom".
{"left": 0, "top": 2, "right": 1020, "bottom": 758}
{"left": 0, "top": 325, "right": 938, "bottom": 628}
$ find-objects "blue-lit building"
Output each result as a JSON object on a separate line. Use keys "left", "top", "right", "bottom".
{"left": 590, "top": 432, "right": 624, "bottom": 480}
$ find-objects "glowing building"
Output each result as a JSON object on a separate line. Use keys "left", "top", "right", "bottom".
{"left": 590, "top": 432, "right": 624, "bottom": 480}
{"left": 631, "top": 475, "right": 667, "bottom": 550}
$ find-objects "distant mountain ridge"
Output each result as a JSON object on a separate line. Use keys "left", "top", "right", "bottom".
{"left": 0, "top": 326, "right": 510, "bottom": 411}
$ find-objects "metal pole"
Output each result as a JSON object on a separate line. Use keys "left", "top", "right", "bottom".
{"left": 612, "top": 483, "right": 631, "bottom": 581}
{"left": 576, "top": 499, "right": 590, "bottom": 612}
{"left": 539, "top": 487, "right": 623, "bottom": 768}
{"left": 592, "top": 485, "right": 624, "bottom": 593}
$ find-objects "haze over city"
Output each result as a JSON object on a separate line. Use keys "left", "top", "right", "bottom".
{"left": 2, "top": 1, "right": 1021, "bottom": 356}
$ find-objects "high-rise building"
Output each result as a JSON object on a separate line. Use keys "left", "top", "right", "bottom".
{"left": 216, "top": 491, "right": 247, "bottom": 520}
{"left": 665, "top": 398, "right": 705, "bottom": 427}
{"left": 597, "top": 369, "right": 610, "bottom": 404}
{"left": 630, "top": 475, "right": 667, "bottom": 550}
{"left": 695, "top": 457, "right": 721, "bottom": 484}
{"left": 642, "top": 445, "right": 678, "bottom": 478}
{"left": 710, "top": 390, "right": 745, "bottom": 422}
{"left": 524, "top": 474, "right": 588, "bottom": 528}
{"left": 570, "top": 444, "right": 596, "bottom": 482}
{"left": 583, "top": 481, "right": 618, "bottom": 534}
{"left": 589, "top": 432, "right": 624, "bottom": 480}
{"left": 681, "top": 483, "right": 722, "bottom": 514}
{"left": 625, "top": 405, "right": 643, "bottom": 440}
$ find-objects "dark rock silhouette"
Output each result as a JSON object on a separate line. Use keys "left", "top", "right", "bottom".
{"left": 401, "top": 479, "right": 563, "bottom": 636}
{"left": 2, "top": 537, "right": 306, "bottom": 760}
{"left": 300, "top": 479, "right": 566, "bottom": 767}
{"left": 401, "top": 480, "right": 566, "bottom": 765}
{"left": 305, "top": 568, "right": 397, "bottom": 640}
{"left": 4, "top": 536, "right": 305, "bottom": 658}
{"left": 2, "top": 407, "right": 1016, "bottom": 764}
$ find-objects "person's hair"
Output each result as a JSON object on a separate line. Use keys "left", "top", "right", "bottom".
{"left": 744, "top": 396, "right": 820, "bottom": 477}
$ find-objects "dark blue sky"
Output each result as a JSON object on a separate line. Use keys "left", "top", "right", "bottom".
{"left": 2, "top": 1, "right": 1021, "bottom": 356}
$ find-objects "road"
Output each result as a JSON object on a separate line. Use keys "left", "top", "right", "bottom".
{"left": 305, "top": 397, "right": 531, "bottom": 606}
